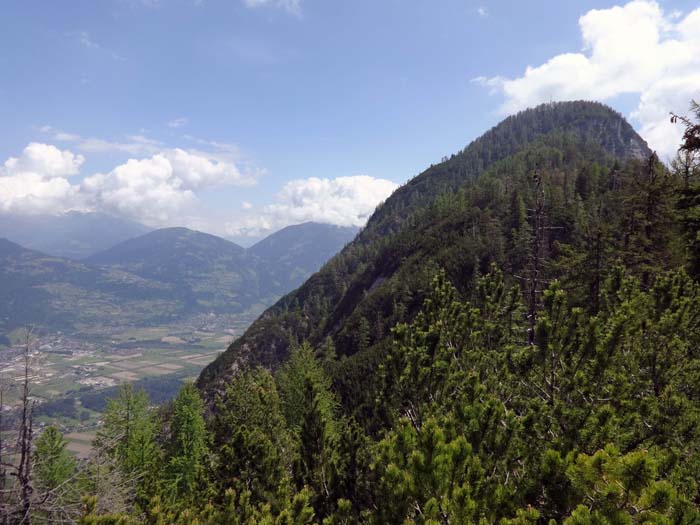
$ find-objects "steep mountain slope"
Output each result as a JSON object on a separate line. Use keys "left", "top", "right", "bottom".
{"left": 36, "top": 101, "right": 699, "bottom": 525}
{"left": 198, "top": 101, "right": 655, "bottom": 394}
{"left": 0, "top": 212, "right": 150, "bottom": 259}
{"left": 249, "top": 222, "right": 358, "bottom": 293}
{"left": 0, "top": 238, "right": 178, "bottom": 333}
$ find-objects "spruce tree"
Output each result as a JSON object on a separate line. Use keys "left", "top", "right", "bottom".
{"left": 165, "top": 382, "right": 208, "bottom": 503}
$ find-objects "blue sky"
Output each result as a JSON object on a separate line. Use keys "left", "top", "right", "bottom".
{"left": 1, "top": 0, "right": 698, "bottom": 240}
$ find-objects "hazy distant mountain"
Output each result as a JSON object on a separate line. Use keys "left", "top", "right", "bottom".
{"left": 86, "top": 227, "right": 265, "bottom": 312}
{"left": 87, "top": 227, "right": 246, "bottom": 272}
{"left": 87, "top": 224, "right": 358, "bottom": 309}
{"left": 0, "top": 212, "right": 150, "bottom": 259}
{"left": 0, "top": 238, "right": 179, "bottom": 334}
{"left": 0, "top": 223, "right": 358, "bottom": 337}
{"left": 249, "top": 222, "right": 358, "bottom": 292}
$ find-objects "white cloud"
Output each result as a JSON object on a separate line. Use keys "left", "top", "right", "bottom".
{"left": 474, "top": 0, "right": 700, "bottom": 158}
{"left": 0, "top": 143, "right": 85, "bottom": 215}
{"left": 225, "top": 175, "right": 398, "bottom": 237}
{"left": 167, "top": 117, "right": 188, "bottom": 128}
{"left": 477, "top": 6, "right": 487, "bottom": 17}
{"left": 54, "top": 132, "right": 82, "bottom": 141}
{"left": 0, "top": 144, "right": 258, "bottom": 225}
{"left": 82, "top": 149, "right": 257, "bottom": 224}
{"left": 41, "top": 126, "right": 163, "bottom": 156}
{"left": 242, "top": 0, "right": 301, "bottom": 15}
{"left": 4, "top": 143, "right": 83, "bottom": 178}
{"left": 1, "top": 142, "right": 391, "bottom": 235}
{"left": 78, "top": 137, "right": 160, "bottom": 155}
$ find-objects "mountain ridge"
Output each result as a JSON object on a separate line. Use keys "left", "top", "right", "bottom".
{"left": 0, "top": 211, "right": 151, "bottom": 259}
{"left": 248, "top": 222, "right": 359, "bottom": 294}
{"left": 0, "top": 223, "right": 357, "bottom": 336}
{"left": 197, "top": 100, "right": 655, "bottom": 396}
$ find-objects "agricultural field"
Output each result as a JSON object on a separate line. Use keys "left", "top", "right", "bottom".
{"left": 0, "top": 310, "right": 260, "bottom": 457}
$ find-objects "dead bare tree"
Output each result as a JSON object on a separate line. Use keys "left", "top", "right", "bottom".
{"left": 0, "top": 327, "right": 139, "bottom": 524}
{"left": 0, "top": 373, "right": 7, "bottom": 525}
{"left": 0, "top": 329, "right": 37, "bottom": 524}
{"left": 15, "top": 329, "right": 36, "bottom": 525}
{"left": 523, "top": 168, "right": 561, "bottom": 345}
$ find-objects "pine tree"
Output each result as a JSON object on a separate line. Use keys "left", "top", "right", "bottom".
{"left": 34, "top": 426, "right": 76, "bottom": 496}
{"left": 213, "top": 368, "right": 293, "bottom": 511}
{"left": 372, "top": 417, "right": 481, "bottom": 525}
{"left": 164, "top": 382, "right": 208, "bottom": 503}
{"left": 277, "top": 344, "right": 334, "bottom": 431}
{"left": 672, "top": 102, "right": 700, "bottom": 278}
{"left": 93, "top": 384, "right": 159, "bottom": 509}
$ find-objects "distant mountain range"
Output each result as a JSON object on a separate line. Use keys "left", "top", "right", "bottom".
{"left": 249, "top": 222, "right": 362, "bottom": 293}
{"left": 0, "top": 212, "right": 151, "bottom": 259}
{"left": 0, "top": 222, "right": 357, "bottom": 337}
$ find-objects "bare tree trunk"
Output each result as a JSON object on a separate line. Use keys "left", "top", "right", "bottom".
{"left": 0, "top": 378, "right": 6, "bottom": 525}
{"left": 527, "top": 170, "right": 547, "bottom": 346}
{"left": 16, "top": 330, "right": 35, "bottom": 525}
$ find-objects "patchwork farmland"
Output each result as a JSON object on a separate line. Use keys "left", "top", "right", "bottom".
{"left": 0, "top": 311, "right": 259, "bottom": 457}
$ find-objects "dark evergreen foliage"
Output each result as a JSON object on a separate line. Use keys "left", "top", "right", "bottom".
{"left": 199, "top": 101, "right": 655, "bottom": 391}
{"left": 21, "top": 101, "right": 700, "bottom": 524}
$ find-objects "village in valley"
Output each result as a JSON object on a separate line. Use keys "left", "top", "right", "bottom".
{"left": 0, "top": 311, "right": 259, "bottom": 458}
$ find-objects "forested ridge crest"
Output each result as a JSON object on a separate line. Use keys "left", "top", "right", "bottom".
{"left": 6, "top": 100, "right": 700, "bottom": 524}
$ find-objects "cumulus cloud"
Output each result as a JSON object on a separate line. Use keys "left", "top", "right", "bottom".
{"left": 82, "top": 149, "right": 257, "bottom": 224}
{"left": 4, "top": 143, "right": 84, "bottom": 178}
{"left": 0, "top": 144, "right": 258, "bottom": 224}
{"left": 0, "top": 143, "right": 86, "bottom": 215}
{"left": 1, "top": 142, "right": 393, "bottom": 235}
{"left": 225, "top": 175, "right": 398, "bottom": 237}
{"left": 267, "top": 176, "right": 397, "bottom": 226}
{"left": 474, "top": 0, "right": 700, "bottom": 158}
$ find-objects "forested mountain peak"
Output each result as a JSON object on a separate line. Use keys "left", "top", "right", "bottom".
{"left": 0, "top": 224, "right": 359, "bottom": 335}
{"left": 16, "top": 100, "right": 700, "bottom": 524}
{"left": 248, "top": 222, "right": 359, "bottom": 293}
{"left": 249, "top": 222, "right": 358, "bottom": 261}
{"left": 86, "top": 226, "right": 246, "bottom": 267}
{"left": 84, "top": 227, "right": 262, "bottom": 314}
{"left": 198, "top": 101, "right": 655, "bottom": 393}
{"left": 366, "top": 100, "right": 651, "bottom": 237}
{"left": 179, "top": 99, "right": 700, "bottom": 524}
{"left": 476, "top": 100, "right": 649, "bottom": 161}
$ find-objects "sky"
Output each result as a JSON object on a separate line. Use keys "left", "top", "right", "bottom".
{"left": 1, "top": 0, "right": 699, "bottom": 241}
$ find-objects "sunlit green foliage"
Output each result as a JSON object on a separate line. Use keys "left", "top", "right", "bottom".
{"left": 29, "top": 101, "right": 700, "bottom": 524}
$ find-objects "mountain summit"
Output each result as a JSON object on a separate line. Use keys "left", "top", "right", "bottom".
{"left": 198, "top": 100, "right": 653, "bottom": 393}
{"left": 249, "top": 222, "right": 359, "bottom": 293}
